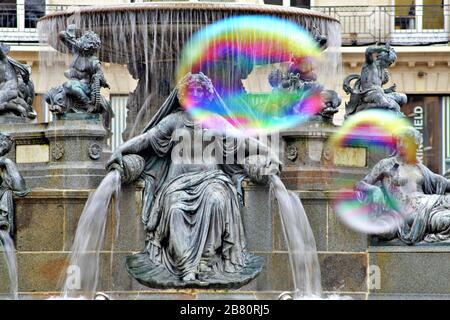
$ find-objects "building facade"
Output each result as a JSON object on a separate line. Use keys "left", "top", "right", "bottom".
{"left": 2, "top": 0, "right": 450, "bottom": 173}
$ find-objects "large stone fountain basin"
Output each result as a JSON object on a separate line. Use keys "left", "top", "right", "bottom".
{"left": 38, "top": 2, "right": 339, "bottom": 65}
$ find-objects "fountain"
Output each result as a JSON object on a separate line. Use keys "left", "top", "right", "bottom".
{"left": 0, "top": 1, "right": 446, "bottom": 300}
{"left": 59, "top": 68, "right": 326, "bottom": 298}
{"left": 33, "top": 2, "right": 342, "bottom": 300}
{"left": 0, "top": 2, "right": 376, "bottom": 300}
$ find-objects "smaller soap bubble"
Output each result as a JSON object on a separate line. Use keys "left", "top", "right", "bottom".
{"left": 329, "top": 110, "right": 414, "bottom": 235}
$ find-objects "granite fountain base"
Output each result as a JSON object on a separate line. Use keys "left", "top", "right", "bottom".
{"left": 0, "top": 118, "right": 447, "bottom": 299}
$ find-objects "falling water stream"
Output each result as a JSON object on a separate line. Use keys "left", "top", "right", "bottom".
{"left": 270, "top": 175, "right": 322, "bottom": 299}
{"left": 0, "top": 230, "right": 18, "bottom": 300}
{"left": 61, "top": 170, "right": 121, "bottom": 299}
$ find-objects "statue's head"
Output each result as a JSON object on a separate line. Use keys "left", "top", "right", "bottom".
{"left": 78, "top": 31, "right": 101, "bottom": 54}
{"left": 378, "top": 45, "right": 397, "bottom": 68}
{"left": 268, "top": 69, "right": 284, "bottom": 89}
{"left": 321, "top": 89, "right": 342, "bottom": 110}
{"left": 394, "top": 126, "right": 422, "bottom": 162}
{"left": 176, "top": 72, "right": 215, "bottom": 107}
{"left": 45, "top": 86, "right": 66, "bottom": 112}
{"left": 0, "top": 42, "right": 10, "bottom": 58}
{"left": 311, "top": 25, "right": 327, "bottom": 49}
{"left": 288, "top": 56, "right": 317, "bottom": 81}
{"left": 0, "top": 133, "right": 14, "bottom": 157}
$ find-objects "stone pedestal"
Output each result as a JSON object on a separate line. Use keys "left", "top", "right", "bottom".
{"left": 1, "top": 116, "right": 447, "bottom": 299}
{"left": 0, "top": 114, "right": 110, "bottom": 189}
{"left": 0, "top": 183, "right": 145, "bottom": 297}
{"left": 0, "top": 118, "right": 369, "bottom": 299}
{"left": 0, "top": 182, "right": 367, "bottom": 299}
{"left": 0, "top": 116, "right": 37, "bottom": 125}
{"left": 368, "top": 246, "right": 450, "bottom": 299}
{"left": 277, "top": 119, "right": 450, "bottom": 300}
{"left": 0, "top": 114, "right": 117, "bottom": 298}
{"left": 280, "top": 120, "right": 373, "bottom": 191}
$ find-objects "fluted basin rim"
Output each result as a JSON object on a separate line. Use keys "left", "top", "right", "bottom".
{"left": 39, "top": 2, "right": 339, "bottom": 23}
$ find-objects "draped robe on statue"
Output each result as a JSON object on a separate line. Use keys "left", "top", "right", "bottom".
{"left": 358, "top": 156, "right": 450, "bottom": 245}
{"left": 0, "top": 157, "right": 30, "bottom": 233}
{"left": 126, "top": 89, "right": 266, "bottom": 288}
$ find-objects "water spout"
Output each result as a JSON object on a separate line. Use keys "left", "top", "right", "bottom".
{"left": 0, "top": 221, "right": 10, "bottom": 233}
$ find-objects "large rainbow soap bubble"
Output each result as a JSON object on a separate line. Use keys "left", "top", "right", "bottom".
{"left": 176, "top": 15, "right": 323, "bottom": 136}
{"left": 329, "top": 110, "right": 414, "bottom": 235}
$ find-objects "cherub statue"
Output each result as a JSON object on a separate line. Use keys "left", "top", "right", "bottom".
{"left": 356, "top": 127, "right": 450, "bottom": 245}
{"left": 343, "top": 44, "right": 407, "bottom": 117}
{"left": 107, "top": 73, "right": 280, "bottom": 288}
{"left": 268, "top": 57, "right": 341, "bottom": 124}
{"left": 0, "top": 43, "right": 36, "bottom": 119}
{"left": 45, "top": 25, "right": 113, "bottom": 132}
{"left": 0, "top": 133, "right": 30, "bottom": 235}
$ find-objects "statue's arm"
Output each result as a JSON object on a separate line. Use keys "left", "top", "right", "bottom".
{"left": 384, "top": 83, "right": 397, "bottom": 94}
{"left": 356, "top": 161, "right": 385, "bottom": 192}
{"left": 355, "top": 161, "right": 389, "bottom": 204}
{"left": 115, "top": 132, "right": 154, "bottom": 156}
{"left": 0, "top": 157, "right": 28, "bottom": 193}
{"left": 106, "top": 113, "right": 177, "bottom": 169}
{"left": 445, "top": 180, "right": 450, "bottom": 193}
{"left": 242, "top": 137, "right": 281, "bottom": 175}
{"left": 92, "top": 61, "right": 110, "bottom": 89}
{"left": 59, "top": 25, "right": 80, "bottom": 53}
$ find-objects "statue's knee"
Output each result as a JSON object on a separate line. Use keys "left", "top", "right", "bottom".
{"left": 439, "top": 215, "right": 450, "bottom": 227}
{"left": 62, "top": 81, "right": 73, "bottom": 90}
{"left": 168, "top": 208, "right": 185, "bottom": 226}
{"left": 4, "top": 88, "right": 18, "bottom": 100}
{"left": 63, "top": 81, "right": 81, "bottom": 93}
{"left": 431, "top": 213, "right": 450, "bottom": 232}
{"left": 378, "top": 96, "right": 390, "bottom": 106}
{"left": 398, "top": 94, "right": 407, "bottom": 105}
{"left": 207, "top": 190, "right": 225, "bottom": 209}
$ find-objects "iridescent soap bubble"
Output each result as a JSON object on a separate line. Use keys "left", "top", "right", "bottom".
{"left": 329, "top": 110, "right": 414, "bottom": 235}
{"left": 176, "top": 15, "right": 323, "bottom": 136}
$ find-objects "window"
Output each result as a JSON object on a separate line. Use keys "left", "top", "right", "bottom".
{"left": 0, "top": 0, "right": 46, "bottom": 29}
{"left": 25, "top": 0, "right": 46, "bottom": 29}
{"left": 0, "top": 1, "right": 17, "bottom": 28}
{"left": 264, "top": 0, "right": 310, "bottom": 7}
{"left": 290, "top": 0, "right": 310, "bottom": 8}
{"left": 395, "top": 0, "right": 445, "bottom": 30}
{"left": 395, "top": 0, "right": 416, "bottom": 30}
{"left": 264, "top": 0, "right": 283, "bottom": 5}
{"left": 109, "top": 95, "right": 128, "bottom": 151}
{"left": 423, "top": 0, "right": 444, "bottom": 30}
